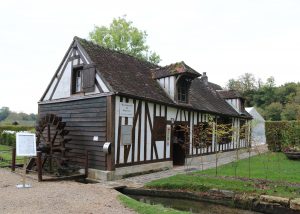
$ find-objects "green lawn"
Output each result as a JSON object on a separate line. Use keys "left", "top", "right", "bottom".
{"left": 196, "top": 152, "right": 300, "bottom": 183}
{"left": 0, "top": 144, "right": 13, "bottom": 160}
{"left": 0, "top": 144, "right": 23, "bottom": 166}
{"left": 146, "top": 152, "right": 300, "bottom": 198}
{"left": 118, "top": 194, "right": 189, "bottom": 214}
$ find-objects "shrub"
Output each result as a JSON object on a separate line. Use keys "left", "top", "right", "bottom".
{"left": 0, "top": 125, "right": 34, "bottom": 147}
{"left": 266, "top": 121, "right": 300, "bottom": 151}
{"left": 0, "top": 132, "right": 16, "bottom": 147}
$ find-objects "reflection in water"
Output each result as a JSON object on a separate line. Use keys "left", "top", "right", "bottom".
{"left": 128, "top": 195, "right": 261, "bottom": 214}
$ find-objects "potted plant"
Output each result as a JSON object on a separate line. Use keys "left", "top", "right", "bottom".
{"left": 282, "top": 124, "right": 300, "bottom": 160}
{"left": 283, "top": 146, "right": 300, "bottom": 160}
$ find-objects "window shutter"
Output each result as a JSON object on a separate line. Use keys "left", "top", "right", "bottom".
{"left": 82, "top": 67, "right": 95, "bottom": 93}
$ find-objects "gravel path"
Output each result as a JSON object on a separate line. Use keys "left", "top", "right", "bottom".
{"left": 0, "top": 169, "right": 135, "bottom": 214}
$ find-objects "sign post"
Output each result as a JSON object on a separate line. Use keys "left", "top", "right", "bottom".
{"left": 16, "top": 132, "right": 36, "bottom": 189}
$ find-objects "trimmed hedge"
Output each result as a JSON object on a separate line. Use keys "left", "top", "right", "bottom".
{"left": 0, "top": 125, "right": 35, "bottom": 147}
{"left": 266, "top": 121, "right": 300, "bottom": 151}
{"left": 0, "top": 125, "right": 34, "bottom": 133}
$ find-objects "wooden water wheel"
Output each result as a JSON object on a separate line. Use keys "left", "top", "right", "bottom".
{"left": 36, "top": 114, "right": 70, "bottom": 156}
{"left": 27, "top": 114, "right": 71, "bottom": 173}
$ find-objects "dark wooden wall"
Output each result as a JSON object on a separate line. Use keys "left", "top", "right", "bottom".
{"left": 38, "top": 97, "right": 107, "bottom": 170}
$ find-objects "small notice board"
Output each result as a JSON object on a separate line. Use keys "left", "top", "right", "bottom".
{"left": 120, "top": 102, "right": 134, "bottom": 117}
{"left": 16, "top": 132, "right": 37, "bottom": 157}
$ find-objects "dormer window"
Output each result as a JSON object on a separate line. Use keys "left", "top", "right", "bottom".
{"left": 152, "top": 61, "right": 200, "bottom": 102}
{"left": 177, "top": 81, "right": 188, "bottom": 103}
{"left": 177, "top": 77, "right": 192, "bottom": 103}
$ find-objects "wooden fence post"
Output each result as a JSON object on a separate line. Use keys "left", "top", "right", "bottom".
{"left": 36, "top": 151, "right": 42, "bottom": 182}
{"left": 85, "top": 150, "right": 89, "bottom": 178}
{"left": 11, "top": 148, "right": 16, "bottom": 172}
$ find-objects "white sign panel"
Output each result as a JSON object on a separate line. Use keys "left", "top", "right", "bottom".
{"left": 16, "top": 133, "right": 36, "bottom": 157}
{"left": 121, "top": 125, "right": 132, "bottom": 145}
{"left": 120, "top": 102, "right": 134, "bottom": 117}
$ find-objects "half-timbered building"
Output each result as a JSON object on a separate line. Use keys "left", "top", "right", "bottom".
{"left": 39, "top": 37, "right": 252, "bottom": 180}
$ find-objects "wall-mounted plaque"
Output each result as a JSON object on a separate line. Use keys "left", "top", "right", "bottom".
{"left": 120, "top": 102, "right": 134, "bottom": 117}
{"left": 121, "top": 125, "right": 132, "bottom": 145}
{"left": 16, "top": 132, "right": 36, "bottom": 157}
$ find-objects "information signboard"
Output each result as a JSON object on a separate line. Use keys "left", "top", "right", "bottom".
{"left": 121, "top": 125, "right": 132, "bottom": 145}
{"left": 16, "top": 132, "right": 37, "bottom": 157}
{"left": 119, "top": 102, "right": 134, "bottom": 117}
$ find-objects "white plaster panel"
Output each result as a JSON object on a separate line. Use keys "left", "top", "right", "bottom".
{"left": 126, "top": 99, "right": 134, "bottom": 163}
{"left": 167, "top": 107, "right": 177, "bottom": 121}
{"left": 169, "top": 76, "right": 175, "bottom": 99}
{"left": 156, "top": 104, "right": 160, "bottom": 117}
{"left": 133, "top": 99, "right": 139, "bottom": 162}
{"left": 165, "top": 77, "right": 169, "bottom": 95}
{"left": 147, "top": 103, "right": 154, "bottom": 160}
{"left": 43, "top": 78, "right": 57, "bottom": 101}
{"left": 140, "top": 101, "right": 145, "bottom": 161}
{"left": 52, "top": 62, "right": 72, "bottom": 99}
{"left": 161, "top": 105, "right": 165, "bottom": 117}
{"left": 119, "top": 117, "right": 125, "bottom": 164}
{"left": 156, "top": 141, "right": 164, "bottom": 159}
{"left": 96, "top": 74, "right": 109, "bottom": 92}
{"left": 193, "top": 112, "right": 197, "bottom": 125}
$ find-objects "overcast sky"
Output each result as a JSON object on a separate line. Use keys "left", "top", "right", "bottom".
{"left": 1, "top": 0, "right": 300, "bottom": 114}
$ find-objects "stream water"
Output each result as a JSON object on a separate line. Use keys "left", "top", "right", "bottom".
{"left": 128, "top": 194, "right": 261, "bottom": 214}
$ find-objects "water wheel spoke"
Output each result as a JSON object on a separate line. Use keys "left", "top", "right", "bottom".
{"left": 50, "top": 131, "right": 59, "bottom": 147}
{"left": 40, "top": 133, "right": 47, "bottom": 143}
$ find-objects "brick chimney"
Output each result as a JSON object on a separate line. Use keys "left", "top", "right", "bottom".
{"left": 201, "top": 72, "right": 208, "bottom": 85}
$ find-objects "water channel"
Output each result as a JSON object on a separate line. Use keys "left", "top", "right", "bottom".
{"left": 128, "top": 194, "right": 261, "bottom": 214}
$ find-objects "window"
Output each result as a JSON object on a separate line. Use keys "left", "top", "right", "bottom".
{"left": 72, "top": 67, "right": 83, "bottom": 94}
{"left": 72, "top": 66, "right": 96, "bottom": 94}
{"left": 75, "top": 70, "right": 82, "bottom": 92}
{"left": 177, "top": 80, "right": 189, "bottom": 103}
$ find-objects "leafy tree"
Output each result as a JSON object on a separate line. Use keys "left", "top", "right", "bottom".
{"left": 294, "top": 88, "right": 300, "bottom": 104}
{"left": 240, "top": 73, "right": 257, "bottom": 92}
{"left": 265, "top": 102, "right": 283, "bottom": 121}
{"left": 226, "top": 73, "right": 257, "bottom": 93}
{"left": 227, "top": 78, "right": 243, "bottom": 92}
{"left": 19, "top": 112, "right": 30, "bottom": 120}
{"left": 265, "top": 76, "right": 275, "bottom": 88}
{"left": 281, "top": 103, "right": 300, "bottom": 121}
{"left": 225, "top": 73, "right": 300, "bottom": 121}
{"left": 30, "top": 113, "right": 37, "bottom": 121}
{"left": 89, "top": 16, "right": 161, "bottom": 64}
{"left": 0, "top": 107, "right": 10, "bottom": 121}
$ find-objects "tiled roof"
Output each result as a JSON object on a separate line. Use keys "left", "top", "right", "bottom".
{"left": 208, "top": 82, "right": 223, "bottom": 90}
{"left": 151, "top": 61, "right": 201, "bottom": 79}
{"left": 75, "top": 37, "right": 249, "bottom": 118}
{"left": 189, "top": 79, "right": 240, "bottom": 117}
{"left": 76, "top": 37, "right": 174, "bottom": 104}
{"left": 217, "top": 90, "right": 243, "bottom": 99}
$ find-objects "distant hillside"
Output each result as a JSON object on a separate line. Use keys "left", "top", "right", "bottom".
{"left": 0, "top": 107, "right": 37, "bottom": 126}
